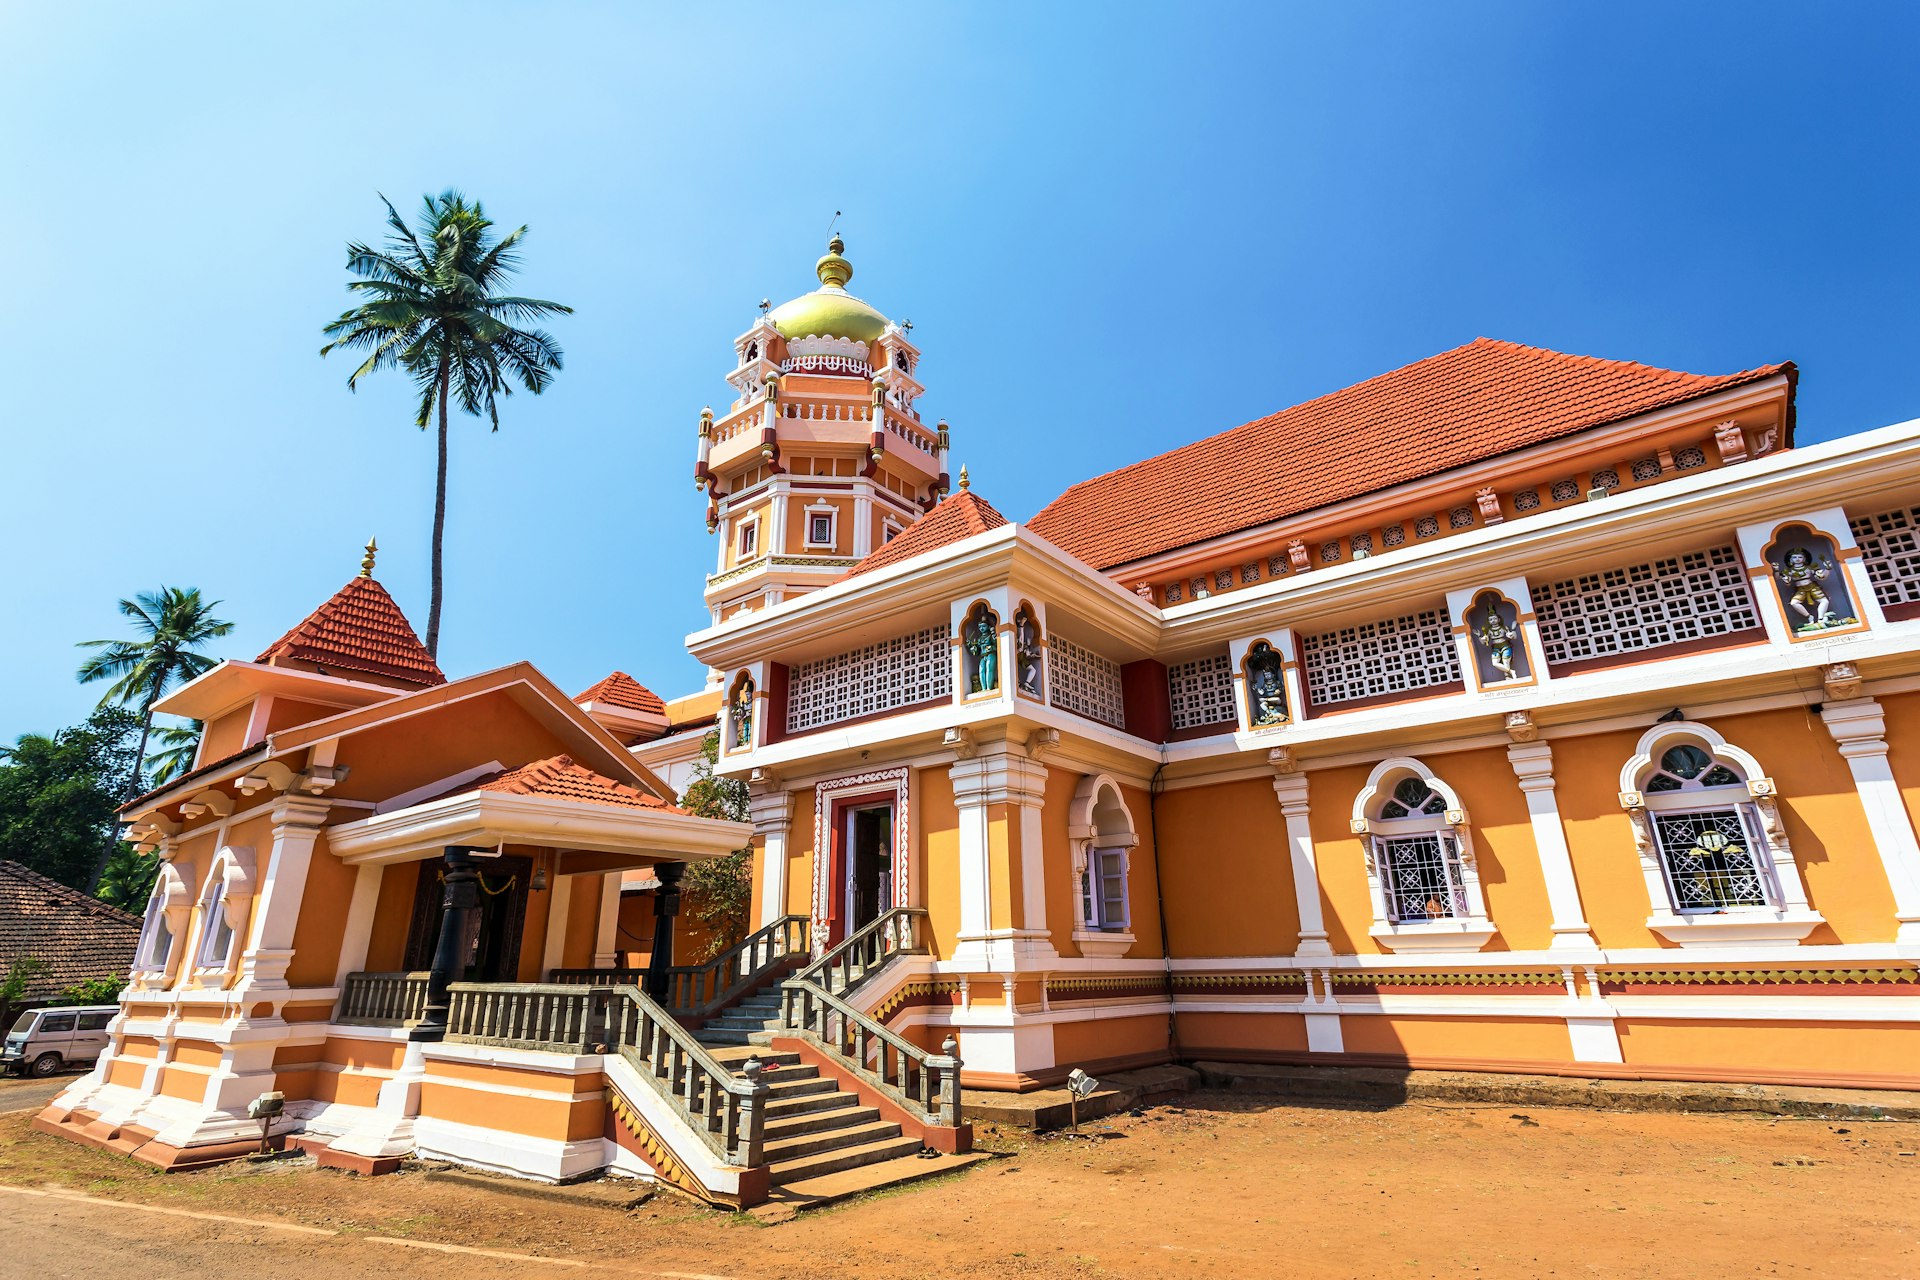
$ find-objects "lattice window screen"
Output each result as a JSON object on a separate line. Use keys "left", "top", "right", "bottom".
{"left": 1167, "top": 652, "right": 1236, "bottom": 731}
{"left": 1530, "top": 545, "right": 1760, "bottom": 667}
{"left": 1850, "top": 506, "right": 1920, "bottom": 610}
{"left": 1049, "top": 633, "right": 1126, "bottom": 728}
{"left": 786, "top": 624, "right": 952, "bottom": 733}
{"left": 1300, "top": 609, "right": 1461, "bottom": 707}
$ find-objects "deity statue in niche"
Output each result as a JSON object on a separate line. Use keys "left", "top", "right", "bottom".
{"left": 1245, "top": 641, "right": 1288, "bottom": 727}
{"left": 964, "top": 606, "right": 1000, "bottom": 694}
{"left": 730, "top": 678, "right": 754, "bottom": 750}
{"left": 1768, "top": 531, "right": 1858, "bottom": 634}
{"left": 1470, "top": 592, "right": 1527, "bottom": 684}
{"left": 1014, "top": 608, "right": 1044, "bottom": 696}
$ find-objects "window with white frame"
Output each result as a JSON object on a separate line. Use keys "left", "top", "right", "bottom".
{"left": 1617, "top": 722, "right": 1822, "bottom": 944}
{"left": 1638, "top": 744, "right": 1773, "bottom": 912}
{"left": 882, "top": 518, "right": 903, "bottom": 545}
{"left": 737, "top": 517, "right": 760, "bottom": 560}
{"left": 1351, "top": 760, "right": 1495, "bottom": 950}
{"left": 804, "top": 505, "right": 837, "bottom": 550}
{"left": 1069, "top": 776, "right": 1137, "bottom": 950}
{"left": 133, "top": 861, "right": 188, "bottom": 976}
{"left": 192, "top": 848, "right": 254, "bottom": 975}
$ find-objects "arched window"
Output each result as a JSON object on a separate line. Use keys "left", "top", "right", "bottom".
{"left": 1619, "top": 722, "right": 1821, "bottom": 943}
{"left": 1351, "top": 760, "right": 1495, "bottom": 951}
{"left": 1068, "top": 775, "right": 1138, "bottom": 957}
{"left": 744, "top": 340, "right": 759, "bottom": 363}
{"left": 133, "top": 860, "right": 191, "bottom": 983}
{"left": 192, "top": 847, "right": 256, "bottom": 978}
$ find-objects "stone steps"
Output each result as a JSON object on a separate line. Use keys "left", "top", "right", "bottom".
{"left": 763, "top": 1117, "right": 904, "bottom": 1163}
{"left": 764, "top": 1133, "right": 924, "bottom": 1184}
{"left": 752, "top": 1150, "right": 990, "bottom": 1222}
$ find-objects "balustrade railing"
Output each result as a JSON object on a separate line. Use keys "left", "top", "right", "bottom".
{"left": 798, "top": 907, "right": 928, "bottom": 1001}
{"left": 779, "top": 977, "right": 961, "bottom": 1128}
{"left": 336, "top": 971, "right": 430, "bottom": 1026}
{"left": 548, "top": 914, "right": 809, "bottom": 1017}
{"left": 439, "top": 980, "right": 771, "bottom": 1170}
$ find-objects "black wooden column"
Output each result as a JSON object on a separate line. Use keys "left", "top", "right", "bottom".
{"left": 644, "top": 861, "right": 686, "bottom": 1005}
{"left": 412, "top": 846, "right": 482, "bottom": 1042}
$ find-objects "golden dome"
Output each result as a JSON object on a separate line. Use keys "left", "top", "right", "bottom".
{"left": 765, "top": 234, "right": 892, "bottom": 344}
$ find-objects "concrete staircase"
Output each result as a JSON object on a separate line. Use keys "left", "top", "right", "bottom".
{"left": 691, "top": 988, "right": 785, "bottom": 1047}
{"left": 700, "top": 1032, "right": 982, "bottom": 1213}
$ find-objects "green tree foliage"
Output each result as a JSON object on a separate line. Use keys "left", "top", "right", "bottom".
{"left": 96, "top": 844, "right": 161, "bottom": 912}
{"left": 75, "top": 587, "right": 232, "bottom": 892}
{"left": 0, "top": 958, "right": 47, "bottom": 1009}
{"left": 145, "top": 720, "right": 204, "bottom": 786}
{"left": 0, "top": 707, "right": 142, "bottom": 891}
{"left": 56, "top": 975, "right": 126, "bottom": 1006}
{"left": 679, "top": 732, "right": 753, "bottom": 960}
{"left": 321, "top": 191, "right": 572, "bottom": 657}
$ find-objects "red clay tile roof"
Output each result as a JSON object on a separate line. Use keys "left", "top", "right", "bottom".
{"left": 0, "top": 861, "right": 140, "bottom": 1001}
{"left": 1027, "top": 338, "right": 1793, "bottom": 571}
{"left": 256, "top": 576, "right": 445, "bottom": 687}
{"left": 574, "top": 671, "right": 666, "bottom": 716}
{"left": 465, "top": 755, "right": 683, "bottom": 813}
{"left": 848, "top": 489, "right": 1011, "bottom": 577}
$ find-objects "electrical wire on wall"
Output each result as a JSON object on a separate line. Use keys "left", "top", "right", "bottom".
{"left": 1146, "top": 760, "right": 1178, "bottom": 1062}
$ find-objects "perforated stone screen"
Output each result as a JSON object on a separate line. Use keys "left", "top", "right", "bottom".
{"left": 1531, "top": 545, "right": 1760, "bottom": 667}
{"left": 1049, "top": 632, "right": 1126, "bottom": 728}
{"left": 1300, "top": 609, "right": 1461, "bottom": 708}
{"left": 1850, "top": 505, "right": 1920, "bottom": 611}
{"left": 1167, "top": 652, "right": 1236, "bottom": 731}
{"left": 786, "top": 624, "right": 952, "bottom": 733}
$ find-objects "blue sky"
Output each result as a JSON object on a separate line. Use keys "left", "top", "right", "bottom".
{"left": 3, "top": 3, "right": 1917, "bottom": 745}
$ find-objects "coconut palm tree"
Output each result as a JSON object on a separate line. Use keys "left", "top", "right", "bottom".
{"left": 76, "top": 588, "right": 233, "bottom": 888}
{"left": 320, "top": 191, "right": 571, "bottom": 657}
{"left": 146, "top": 720, "right": 204, "bottom": 785}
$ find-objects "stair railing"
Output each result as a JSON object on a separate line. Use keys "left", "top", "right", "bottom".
{"left": 443, "top": 980, "right": 771, "bottom": 1170}
{"left": 547, "top": 914, "right": 810, "bottom": 1017}
{"left": 336, "top": 971, "right": 431, "bottom": 1026}
{"left": 778, "top": 976, "right": 962, "bottom": 1128}
{"left": 796, "top": 907, "right": 928, "bottom": 1001}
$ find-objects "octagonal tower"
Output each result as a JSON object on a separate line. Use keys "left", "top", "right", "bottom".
{"left": 695, "top": 235, "right": 951, "bottom": 623}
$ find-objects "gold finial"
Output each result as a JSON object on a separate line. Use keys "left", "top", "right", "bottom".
{"left": 360, "top": 537, "right": 378, "bottom": 578}
{"left": 958, "top": 465, "right": 970, "bottom": 491}
{"left": 816, "top": 231, "right": 852, "bottom": 289}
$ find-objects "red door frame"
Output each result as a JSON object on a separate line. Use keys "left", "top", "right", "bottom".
{"left": 824, "top": 789, "right": 898, "bottom": 947}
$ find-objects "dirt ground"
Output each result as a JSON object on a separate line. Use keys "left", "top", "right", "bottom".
{"left": 1, "top": 1086, "right": 1915, "bottom": 1279}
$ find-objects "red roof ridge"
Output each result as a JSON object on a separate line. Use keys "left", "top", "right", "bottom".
{"left": 574, "top": 671, "right": 667, "bottom": 716}
{"left": 1029, "top": 339, "right": 1793, "bottom": 571}
{"left": 257, "top": 575, "right": 445, "bottom": 687}
{"left": 848, "top": 489, "right": 1011, "bottom": 577}
{"left": 467, "top": 753, "right": 683, "bottom": 813}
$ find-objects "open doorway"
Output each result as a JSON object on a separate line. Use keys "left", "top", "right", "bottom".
{"left": 844, "top": 803, "right": 894, "bottom": 940}
{"left": 402, "top": 854, "right": 532, "bottom": 981}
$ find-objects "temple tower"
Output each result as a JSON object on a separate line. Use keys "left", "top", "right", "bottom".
{"left": 695, "top": 235, "right": 951, "bottom": 623}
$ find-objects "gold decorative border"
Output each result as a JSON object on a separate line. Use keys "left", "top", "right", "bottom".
{"left": 1326, "top": 970, "right": 1564, "bottom": 988}
{"left": 1171, "top": 973, "right": 1308, "bottom": 990}
{"left": 872, "top": 979, "right": 961, "bottom": 1023}
{"left": 1605, "top": 966, "right": 1919, "bottom": 986}
{"left": 608, "top": 1084, "right": 721, "bottom": 1205}
{"left": 1047, "top": 975, "right": 1168, "bottom": 996}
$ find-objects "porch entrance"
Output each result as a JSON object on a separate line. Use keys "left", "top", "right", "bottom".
{"left": 844, "top": 803, "right": 894, "bottom": 941}
{"left": 403, "top": 853, "right": 532, "bottom": 982}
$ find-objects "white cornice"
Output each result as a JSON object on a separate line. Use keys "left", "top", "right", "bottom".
{"left": 326, "top": 790, "right": 751, "bottom": 866}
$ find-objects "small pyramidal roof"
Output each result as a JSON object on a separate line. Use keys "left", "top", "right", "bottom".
{"left": 575, "top": 670, "right": 666, "bottom": 716}
{"left": 256, "top": 540, "right": 445, "bottom": 686}
{"left": 468, "top": 754, "right": 680, "bottom": 812}
{"left": 849, "top": 484, "right": 1010, "bottom": 577}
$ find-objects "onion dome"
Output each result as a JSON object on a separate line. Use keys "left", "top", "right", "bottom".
{"left": 765, "top": 234, "right": 892, "bottom": 344}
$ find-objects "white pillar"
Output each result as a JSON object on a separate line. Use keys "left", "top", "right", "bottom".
{"left": 1505, "top": 742, "right": 1599, "bottom": 950}
{"left": 593, "top": 873, "right": 621, "bottom": 969}
{"left": 750, "top": 787, "right": 795, "bottom": 928}
{"left": 331, "top": 862, "right": 385, "bottom": 985}
{"left": 1271, "top": 772, "right": 1332, "bottom": 956}
{"left": 540, "top": 859, "right": 574, "bottom": 976}
{"left": 948, "top": 749, "right": 1057, "bottom": 967}
{"left": 238, "top": 796, "right": 332, "bottom": 993}
{"left": 1821, "top": 698, "right": 1920, "bottom": 943}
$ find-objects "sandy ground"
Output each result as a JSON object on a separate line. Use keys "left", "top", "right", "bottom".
{"left": 1, "top": 1089, "right": 1915, "bottom": 1279}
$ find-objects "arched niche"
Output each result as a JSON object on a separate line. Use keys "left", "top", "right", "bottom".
{"left": 1762, "top": 522, "right": 1862, "bottom": 638}
{"left": 1466, "top": 588, "right": 1529, "bottom": 686}
{"left": 960, "top": 600, "right": 1001, "bottom": 696}
{"left": 1240, "top": 638, "right": 1289, "bottom": 729}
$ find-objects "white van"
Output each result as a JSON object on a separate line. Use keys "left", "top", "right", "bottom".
{"left": 2, "top": 1006, "right": 117, "bottom": 1077}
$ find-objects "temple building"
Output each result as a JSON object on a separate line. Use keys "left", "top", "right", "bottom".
{"left": 38, "top": 236, "right": 1920, "bottom": 1203}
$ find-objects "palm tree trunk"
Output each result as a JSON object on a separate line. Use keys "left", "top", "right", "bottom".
{"left": 425, "top": 355, "right": 450, "bottom": 657}
{"left": 88, "top": 701, "right": 155, "bottom": 894}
